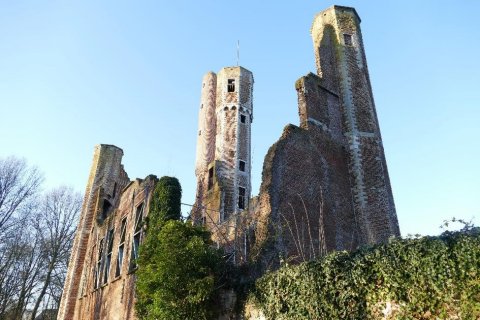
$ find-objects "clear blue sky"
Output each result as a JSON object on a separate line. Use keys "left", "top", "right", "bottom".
{"left": 1, "top": 1, "right": 478, "bottom": 236}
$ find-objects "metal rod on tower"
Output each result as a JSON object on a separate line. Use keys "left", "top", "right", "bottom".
{"left": 237, "top": 40, "right": 240, "bottom": 66}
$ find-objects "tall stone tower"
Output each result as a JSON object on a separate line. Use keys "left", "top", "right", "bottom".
{"left": 310, "top": 6, "right": 400, "bottom": 243}
{"left": 193, "top": 66, "right": 254, "bottom": 247}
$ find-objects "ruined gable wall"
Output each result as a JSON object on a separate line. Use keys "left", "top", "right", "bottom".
{"left": 58, "top": 145, "right": 127, "bottom": 320}
{"left": 59, "top": 144, "right": 159, "bottom": 320}
{"left": 72, "top": 176, "right": 157, "bottom": 320}
{"left": 251, "top": 124, "right": 357, "bottom": 271}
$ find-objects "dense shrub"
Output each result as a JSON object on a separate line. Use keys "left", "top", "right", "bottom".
{"left": 251, "top": 230, "right": 480, "bottom": 319}
{"left": 136, "top": 177, "right": 223, "bottom": 320}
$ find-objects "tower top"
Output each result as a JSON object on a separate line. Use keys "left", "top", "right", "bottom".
{"left": 311, "top": 5, "right": 361, "bottom": 32}
{"left": 218, "top": 65, "right": 253, "bottom": 75}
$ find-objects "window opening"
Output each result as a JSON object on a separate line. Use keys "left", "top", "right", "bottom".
{"left": 238, "top": 187, "right": 246, "bottom": 210}
{"left": 239, "top": 160, "right": 246, "bottom": 172}
{"left": 240, "top": 114, "right": 246, "bottom": 123}
{"left": 227, "top": 79, "right": 235, "bottom": 92}
{"left": 112, "top": 183, "right": 117, "bottom": 198}
{"left": 101, "top": 199, "right": 112, "bottom": 221}
{"left": 115, "top": 217, "right": 127, "bottom": 277}
{"left": 103, "top": 228, "right": 114, "bottom": 284}
{"left": 344, "top": 34, "right": 353, "bottom": 46}
{"left": 129, "top": 203, "right": 144, "bottom": 271}
{"left": 207, "top": 167, "right": 214, "bottom": 190}
{"left": 94, "top": 238, "right": 104, "bottom": 289}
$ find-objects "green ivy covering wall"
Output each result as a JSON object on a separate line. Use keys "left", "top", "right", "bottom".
{"left": 250, "top": 230, "right": 480, "bottom": 319}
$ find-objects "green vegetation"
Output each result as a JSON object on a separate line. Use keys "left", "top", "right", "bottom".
{"left": 135, "top": 177, "right": 224, "bottom": 320}
{"left": 250, "top": 229, "right": 480, "bottom": 319}
{"left": 147, "top": 176, "right": 182, "bottom": 227}
{"left": 136, "top": 176, "right": 479, "bottom": 319}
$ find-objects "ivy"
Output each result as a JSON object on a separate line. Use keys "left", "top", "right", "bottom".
{"left": 250, "top": 230, "right": 480, "bottom": 319}
{"left": 135, "top": 177, "right": 224, "bottom": 320}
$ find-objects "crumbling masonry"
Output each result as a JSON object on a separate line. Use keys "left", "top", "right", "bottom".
{"left": 59, "top": 5, "right": 400, "bottom": 320}
{"left": 194, "top": 5, "right": 400, "bottom": 270}
{"left": 58, "top": 145, "right": 158, "bottom": 320}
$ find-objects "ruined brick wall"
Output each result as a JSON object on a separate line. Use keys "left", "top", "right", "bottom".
{"left": 251, "top": 124, "right": 357, "bottom": 271}
{"left": 58, "top": 145, "right": 128, "bottom": 320}
{"left": 311, "top": 6, "right": 400, "bottom": 243}
{"left": 59, "top": 145, "right": 157, "bottom": 320}
{"left": 250, "top": 6, "right": 400, "bottom": 272}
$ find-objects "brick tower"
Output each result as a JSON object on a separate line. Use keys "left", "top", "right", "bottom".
{"left": 310, "top": 6, "right": 400, "bottom": 243}
{"left": 193, "top": 66, "right": 254, "bottom": 250}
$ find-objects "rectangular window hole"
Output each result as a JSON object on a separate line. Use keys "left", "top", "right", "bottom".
{"left": 344, "top": 33, "right": 353, "bottom": 46}
{"left": 239, "top": 160, "right": 246, "bottom": 172}
{"left": 238, "top": 187, "right": 246, "bottom": 210}
{"left": 227, "top": 79, "right": 235, "bottom": 92}
{"left": 207, "top": 167, "right": 214, "bottom": 190}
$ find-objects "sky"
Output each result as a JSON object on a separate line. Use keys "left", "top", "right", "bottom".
{"left": 0, "top": 1, "right": 479, "bottom": 237}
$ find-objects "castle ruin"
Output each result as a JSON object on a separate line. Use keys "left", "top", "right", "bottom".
{"left": 58, "top": 5, "right": 400, "bottom": 319}
{"left": 193, "top": 5, "right": 400, "bottom": 270}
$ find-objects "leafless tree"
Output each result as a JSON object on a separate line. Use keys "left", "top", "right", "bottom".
{"left": 0, "top": 228, "right": 44, "bottom": 319}
{"left": 279, "top": 191, "right": 327, "bottom": 263}
{"left": 30, "top": 187, "right": 81, "bottom": 319}
{"left": 0, "top": 156, "right": 43, "bottom": 237}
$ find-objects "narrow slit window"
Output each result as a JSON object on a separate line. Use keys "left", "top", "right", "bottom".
{"left": 95, "top": 238, "right": 104, "bottom": 289}
{"left": 240, "top": 114, "right": 246, "bottom": 124}
{"left": 344, "top": 33, "right": 353, "bottom": 46}
{"left": 238, "top": 187, "right": 246, "bottom": 210}
{"left": 115, "top": 217, "right": 127, "bottom": 277}
{"left": 239, "top": 160, "right": 246, "bottom": 172}
{"left": 103, "top": 228, "right": 114, "bottom": 284}
{"left": 227, "top": 79, "right": 235, "bottom": 92}
{"left": 129, "top": 203, "right": 144, "bottom": 271}
{"left": 207, "top": 167, "right": 214, "bottom": 190}
{"left": 89, "top": 244, "right": 96, "bottom": 292}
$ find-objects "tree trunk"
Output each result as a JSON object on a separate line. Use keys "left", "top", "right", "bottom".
{"left": 31, "top": 261, "right": 54, "bottom": 320}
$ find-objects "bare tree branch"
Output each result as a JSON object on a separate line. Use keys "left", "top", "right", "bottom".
{"left": 0, "top": 157, "right": 43, "bottom": 236}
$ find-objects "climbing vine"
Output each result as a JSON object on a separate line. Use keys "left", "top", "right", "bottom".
{"left": 135, "top": 176, "right": 224, "bottom": 320}
{"left": 250, "top": 229, "right": 480, "bottom": 319}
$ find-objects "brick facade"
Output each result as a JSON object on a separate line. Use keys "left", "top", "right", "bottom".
{"left": 60, "top": 5, "right": 400, "bottom": 319}
{"left": 58, "top": 145, "right": 157, "bottom": 320}
{"left": 250, "top": 6, "right": 400, "bottom": 271}
{"left": 193, "top": 66, "right": 254, "bottom": 263}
